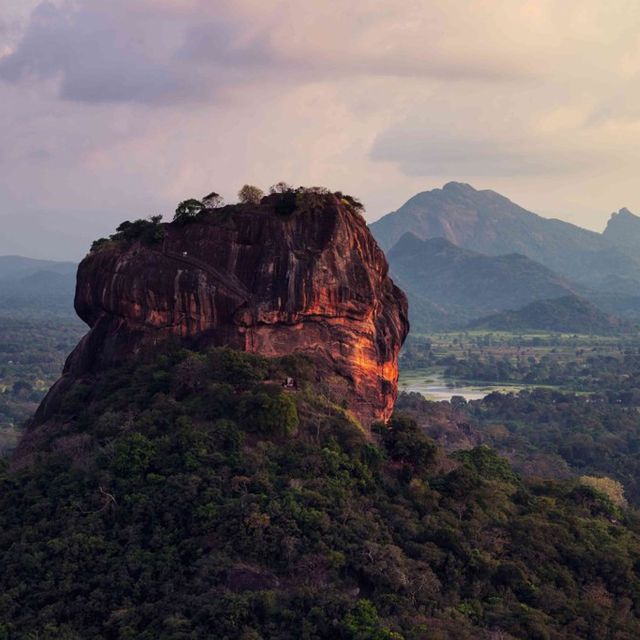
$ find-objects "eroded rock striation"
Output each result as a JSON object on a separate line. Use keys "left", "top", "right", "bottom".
{"left": 18, "top": 192, "right": 408, "bottom": 462}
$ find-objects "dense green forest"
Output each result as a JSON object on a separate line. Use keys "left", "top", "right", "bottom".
{"left": 470, "top": 389, "right": 640, "bottom": 503}
{"left": 399, "top": 331, "right": 640, "bottom": 507}
{"left": 4, "top": 348, "right": 640, "bottom": 639}
{"left": 397, "top": 389, "right": 640, "bottom": 505}
{"left": 0, "top": 312, "right": 84, "bottom": 454}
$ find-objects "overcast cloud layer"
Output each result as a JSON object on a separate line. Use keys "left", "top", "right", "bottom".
{"left": 2, "top": 0, "right": 640, "bottom": 259}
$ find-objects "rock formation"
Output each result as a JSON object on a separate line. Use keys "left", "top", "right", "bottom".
{"left": 19, "top": 191, "right": 408, "bottom": 462}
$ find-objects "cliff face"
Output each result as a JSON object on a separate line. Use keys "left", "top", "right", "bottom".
{"left": 27, "top": 193, "right": 408, "bottom": 445}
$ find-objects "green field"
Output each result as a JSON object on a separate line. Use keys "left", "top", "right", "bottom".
{"left": 400, "top": 329, "right": 640, "bottom": 398}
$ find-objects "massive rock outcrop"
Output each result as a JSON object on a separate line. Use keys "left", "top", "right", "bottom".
{"left": 18, "top": 191, "right": 408, "bottom": 462}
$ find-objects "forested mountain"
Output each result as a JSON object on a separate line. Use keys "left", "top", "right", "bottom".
{"left": 470, "top": 295, "right": 626, "bottom": 334}
{"left": 386, "top": 234, "right": 582, "bottom": 330}
{"left": 370, "top": 182, "right": 640, "bottom": 290}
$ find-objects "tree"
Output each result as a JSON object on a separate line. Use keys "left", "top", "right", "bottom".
{"left": 238, "top": 185, "right": 264, "bottom": 205}
{"left": 295, "top": 187, "right": 330, "bottom": 215}
{"left": 238, "top": 391, "right": 299, "bottom": 436}
{"left": 202, "top": 192, "right": 224, "bottom": 208}
{"left": 269, "top": 181, "right": 293, "bottom": 194}
{"left": 173, "top": 199, "right": 204, "bottom": 223}
{"left": 580, "top": 475, "right": 628, "bottom": 508}
{"left": 379, "top": 414, "right": 437, "bottom": 470}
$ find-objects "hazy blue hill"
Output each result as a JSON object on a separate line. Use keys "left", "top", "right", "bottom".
{"left": 0, "top": 255, "right": 77, "bottom": 314}
{"left": 589, "top": 290, "right": 640, "bottom": 319}
{"left": 470, "top": 295, "right": 626, "bottom": 334}
{"left": 0, "top": 255, "right": 76, "bottom": 280}
{"left": 387, "top": 233, "right": 582, "bottom": 330}
{"left": 371, "top": 182, "right": 640, "bottom": 288}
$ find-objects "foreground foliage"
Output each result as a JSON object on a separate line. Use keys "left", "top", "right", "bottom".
{"left": 3, "top": 349, "right": 640, "bottom": 639}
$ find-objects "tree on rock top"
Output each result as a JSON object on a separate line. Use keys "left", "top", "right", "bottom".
{"left": 238, "top": 184, "right": 264, "bottom": 205}
{"left": 174, "top": 199, "right": 204, "bottom": 223}
{"left": 202, "top": 192, "right": 224, "bottom": 208}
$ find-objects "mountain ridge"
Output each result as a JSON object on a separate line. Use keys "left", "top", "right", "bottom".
{"left": 0, "top": 255, "right": 77, "bottom": 315}
{"left": 386, "top": 233, "right": 588, "bottom": 330}
{"left": 370, "top": 182, "right": 640, "bottom": 290}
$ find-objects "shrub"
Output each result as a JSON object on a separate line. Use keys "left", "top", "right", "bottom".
{"left": 379, "top": 414, "right": 437, "bottom": 470}
{"left": 90, "top": 216, "right": 164, "bottom": 251}
{"left": 238, "top": 391, "right": 299, "bottom": 436}
{"left": 335, "top": 192, "right": 365, "bottom": 214}
{"left": 114, "top": 432, "right": 156, "bottom": 476}
{"left": 579, "top": 475, "right": 628, "bottom": 508}
{"left": 269, "top": 181, "right": 293, "bottom": 194}
{"left": 90, "top": 237, "right": 112, "bottom": 252}
{"left": 295, "top": 187, "right": 331, "bottom": 216}
{"left": 207, "top": 348, "right": 269, "bottom": 385}
{"left": 274, "top": 190, "right": 298, "bottom": 216}
{"left": 455, "top": 446, "right": 520, "bottom": 484}
{"left": 173, "top": 199, "right": 204, "bottom": 223}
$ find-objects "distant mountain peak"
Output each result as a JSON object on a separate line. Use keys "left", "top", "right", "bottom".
{"left": 385, "top": 229, "right": 584, "bottom": 331}
{"left": 442, "top": 181, "right": 476, "bottom": 193}
{"left": 370, "top": 183, "right": 640, "bottom": 291}
{"left": 610, "top": 207, "right": 638, "bottom": 219}
{"left": 603, "top": 206, "right": 640, "bottom": 253}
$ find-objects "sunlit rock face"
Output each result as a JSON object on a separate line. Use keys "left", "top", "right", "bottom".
{"left": 32, "top": 193, "right": 408, "bottom": 432}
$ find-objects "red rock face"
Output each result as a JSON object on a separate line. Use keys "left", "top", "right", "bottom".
{"left": 37, "top": 194, "right": 408, "bottom": 431}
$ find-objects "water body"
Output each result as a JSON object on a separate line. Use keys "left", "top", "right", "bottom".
{"left": 399, "top": 369, "right": 525, "bottom": 402}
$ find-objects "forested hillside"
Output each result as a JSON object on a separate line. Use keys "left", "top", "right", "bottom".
{"left": 470, "top": 295, "right": 625, "bottom": 334}
{"left": 4, "top": 348, "right": 640, "bottom": 639}
{"left": 386, "top": 234, "right": 582, "bottom": 330}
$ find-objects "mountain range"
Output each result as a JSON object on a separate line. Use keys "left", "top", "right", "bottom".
{"left": 371, "top": 182, "right": 640, "bottom": 292}
{"left": 372, "top": 183, "right": 640, "bottom": 332}
{"left": 387, "top": 233, "right": 583, "bottom": 329}
{"left": 0, "top": 255, "right": 77, "bottom": 314}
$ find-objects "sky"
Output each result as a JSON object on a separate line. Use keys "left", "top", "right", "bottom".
{"left": 2, "top": 0, "right": 640, "bottom": 259}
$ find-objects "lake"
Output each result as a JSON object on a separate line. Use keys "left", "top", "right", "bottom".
{"left": 399, "top": 369, "right": 526, "bottom": 402}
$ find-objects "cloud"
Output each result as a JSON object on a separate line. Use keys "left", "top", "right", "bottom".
{"left": 0, "top": 0, "right": 534, "bottom": 106}
{"left": 4, "top": 0, "right": 640, "bottom": 259}
{"left": 370, "top": 130, "right": 574, "bottom": 177}
{"left": 0, "top": 1, "right": 210, "bottom": 104}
